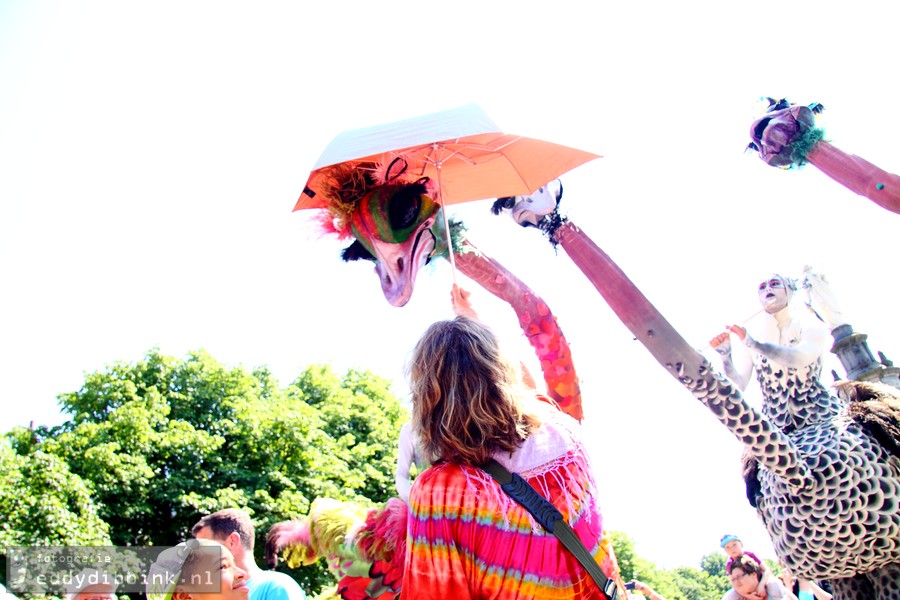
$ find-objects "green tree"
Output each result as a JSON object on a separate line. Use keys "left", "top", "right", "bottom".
{"left": 632, "top": 556, "right": 683, "bottom": 599}
{"left": 288, "top": 364, "right": 405, "bottom": 502}
{"left": 700, "top": 551, "right": 726, "bottom": 578}
{"left": 0, "top": 440, "right": 112, "bottom": 548}
{"left": 700, "top": 551, "right": 731, "bottom": 596}
{"left": 0, "top": 439, "right": 112, "bottom": 589}
{"left": 9, "top": 350, "right": 405, "bottom": 596}
{"left": 0, "top": 348, "right": 755, "bottom": 599}
{"left": 670, "top": 566, "right": 723, "bottom": 600}
{"left": 610, "top": 530, "right": 637, "bottom": 581}
{"left": 609, "top": 532, "right": 733, "bottom": 600}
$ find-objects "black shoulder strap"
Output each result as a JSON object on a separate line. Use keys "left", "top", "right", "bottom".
{"left": 482, "top": 458, "right": 617, "bottom": 600}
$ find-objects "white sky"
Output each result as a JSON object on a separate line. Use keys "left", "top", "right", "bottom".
{"left": 2, "top": 0, "right": 899, "bottom": 572}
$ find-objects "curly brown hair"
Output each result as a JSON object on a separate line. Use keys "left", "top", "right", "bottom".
{"left": 406, "top": 317, "right": 539, "bottom": 466}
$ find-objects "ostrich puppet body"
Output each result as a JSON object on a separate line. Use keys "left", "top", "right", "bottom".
{"left": 493, "top": 184, "right": 900, "bottom": 598}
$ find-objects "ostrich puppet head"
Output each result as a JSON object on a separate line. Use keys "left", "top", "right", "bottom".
{"left": 747, "top": 97, "right": 825, "bottom": 169}
{"left": 314, "top": 157, "right": 453, "bottom": 307}
{"left": 491, "top": 179, "right": 567, "bottom": 245}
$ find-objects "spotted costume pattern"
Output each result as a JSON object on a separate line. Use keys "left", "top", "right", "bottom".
{"left": 754, "top": 356, "right": 845, "bottom": 433}
{"left": 685, "top": 355, "right": 900, "bottom": 597}
{"left": 530, "top": 219, "right": 900, "bottom": 599}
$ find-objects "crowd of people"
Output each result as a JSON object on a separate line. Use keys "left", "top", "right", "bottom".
{"left": 393, "top": 270, "right": 852, "bottom": 599}
{"left": 63, "top": 509, "right": 306, "bottom": 600}
{"left": 65, "top": 270, "right": 857, "bottom": 600}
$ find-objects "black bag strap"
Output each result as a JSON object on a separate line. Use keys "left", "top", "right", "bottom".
{"left": 482, "top": 458, "right": 617, "bottom": 600}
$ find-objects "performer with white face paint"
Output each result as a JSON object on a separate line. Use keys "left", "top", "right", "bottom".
{"left": 710, "top": 274, "right": 830, "bottom": 403}
{"left": 493, "top": 181, "right": 900, "bottom": 595}
{"left": 710, "top": 275, "right": 851, "bottom": 593}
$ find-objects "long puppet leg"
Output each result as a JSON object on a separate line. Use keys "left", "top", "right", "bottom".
{"left": 807, "top": 141, "right": 900, "bottom": 214}
{"left": 553, "top": 221, "right": 812, "bottom": 488}
{"left": 749, "top": 99, "right": 900, "bottom": 214}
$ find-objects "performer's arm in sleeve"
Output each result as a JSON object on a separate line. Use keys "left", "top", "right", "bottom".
{"left": 728, "top": 324, "right": 827, "bottom": 369}
{"left": 711, "top": 331, "right": 752, "bottom": 390}
{"left": 395, "top": 422, "right": 415, "bottom": 502}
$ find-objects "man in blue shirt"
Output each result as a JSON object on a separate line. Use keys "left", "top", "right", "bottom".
{"left": 192, "top": 509, "right": 306, "bottom": 600}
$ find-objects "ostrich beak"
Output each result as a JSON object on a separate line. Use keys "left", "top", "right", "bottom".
{"left": 369, "top": 218, "right": 436, "bottom": 307}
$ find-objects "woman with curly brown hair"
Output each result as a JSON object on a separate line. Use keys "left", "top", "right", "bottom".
{"left": 401, "top": 316, "right": 622, "bottom": 599}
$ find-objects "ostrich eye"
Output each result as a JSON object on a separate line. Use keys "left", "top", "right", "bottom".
{"left": 388, "top": 188, "right": 423, "bottom": 230}
{"left": 752, "top": 117, "right": 771, "bottom": 142}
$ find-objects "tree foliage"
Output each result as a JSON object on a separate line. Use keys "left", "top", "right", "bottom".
{"left": 700, "top": 551, "right": 731, "bottom": 595}
{"left": 610, "top": 530, "right": 636, "bottom": 581}
{"left": 611, "top": 531, "right": 733, "bottom": 600}
{"left": 0, "top": 441, "right": 112, "bottom": 548}
{"left": 1, "top": 350, "right": 405, "bottom": 596}
{"left": 0, "top": 439, "right": 113, "bottom": 590}
{"left": 287, "top": 365, "right": 403, "bottom": 502}
{"left": 4, "top": 349, "right": 751, "bottom": 599}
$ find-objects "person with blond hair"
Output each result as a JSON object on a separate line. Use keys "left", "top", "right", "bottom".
{"left": 401, "top": 316, "right": 622, "bottom": 599}
{"left": 709, "top": 273, "right": 832, "bottom": 422}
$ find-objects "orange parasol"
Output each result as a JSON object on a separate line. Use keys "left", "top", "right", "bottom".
{"left": 295, "top": 103, "right": 600, "bottom": 211}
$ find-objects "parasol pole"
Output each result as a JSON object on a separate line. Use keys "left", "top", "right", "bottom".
{"left": 435, "top": 159, "right": 459, "bottom": 285}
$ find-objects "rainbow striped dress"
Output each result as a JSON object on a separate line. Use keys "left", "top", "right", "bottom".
{"left": 402, "top": 408, "right": 621, "bottom": 599}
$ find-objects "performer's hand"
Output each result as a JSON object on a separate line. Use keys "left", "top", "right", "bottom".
{"left": 709, "top": 331, "right": 731, "bottom": 348}
{"left": 519, "top": 361, "right": 538, "bottom": 390}
{"left": 710, "top": 332, "right": 731, "bottom": 351}
{"left": 725, "top": 324, "right": 747, "bottom": 341}
{"left": 451, "top": 284, "right": 478, "bottom": 319}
